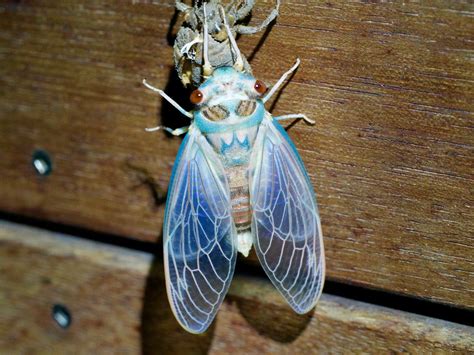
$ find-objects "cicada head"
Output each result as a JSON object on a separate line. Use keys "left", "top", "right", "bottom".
{"left": 192, "top": 67, "right": 268, "bottom": 133}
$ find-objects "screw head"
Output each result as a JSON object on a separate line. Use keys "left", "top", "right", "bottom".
{"left": 52, "top": 304, "right": 71, "bottom": 329}
{"left": 32, "top": 150, "right": 52, "bottom": 176}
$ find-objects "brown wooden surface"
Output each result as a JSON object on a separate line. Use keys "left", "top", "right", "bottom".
{"left": 1, "top": 221, "right": 473, "bottom": 354}
{"left": 0, "top": 1, "right": 473, "bottom": 309}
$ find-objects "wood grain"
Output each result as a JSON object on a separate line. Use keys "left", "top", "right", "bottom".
{"left": 1, "top": 221, "right": 472, "bottom": 354}
{"left": 0, "top": 1, "right": 473, "bottom": 308}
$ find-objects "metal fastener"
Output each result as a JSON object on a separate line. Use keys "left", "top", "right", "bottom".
{"left": 32, "top": 150, "right": 52, "bottom": 176}
{"left": 52, "top": 304, "right": 71, "bottom": 329}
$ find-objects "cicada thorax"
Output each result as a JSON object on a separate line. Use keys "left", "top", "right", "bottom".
{"left": 206, "top": 124, "right": 258, "bottom": 161}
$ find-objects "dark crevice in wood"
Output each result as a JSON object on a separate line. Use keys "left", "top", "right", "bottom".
{"left": 0, "top": 211, "right": 160, "bottom": 255}
{"left": 1, "top": 210, "right": 472, "bottom": 328}
{"left": 323, "top": 281, "right": 473, "bottom": 327}
{"left": 235, "top": 261, "right": 474, "bottom": 328}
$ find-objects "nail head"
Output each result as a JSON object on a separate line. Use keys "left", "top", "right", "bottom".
{"left": 32, "top": 150, "right": 52, "bottom": 176}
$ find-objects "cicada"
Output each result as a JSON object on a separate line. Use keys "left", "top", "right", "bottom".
{"left": 144, "top": 6, "right": 325, "bottom": 334}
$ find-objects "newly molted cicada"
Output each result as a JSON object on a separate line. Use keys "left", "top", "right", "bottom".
{"left": 144, "top": 4, "right": 324, "bottom": 334}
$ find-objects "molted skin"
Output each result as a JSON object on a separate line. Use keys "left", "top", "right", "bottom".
{"left": 173, "top": 0, "right": 258, "bottom": 87}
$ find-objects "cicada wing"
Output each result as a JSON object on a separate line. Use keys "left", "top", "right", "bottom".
{"left": 249, "top": 115, "right": 325, "bottom": 314}
{"left": 164, "top": 126, "right": 237, "bottom": 334}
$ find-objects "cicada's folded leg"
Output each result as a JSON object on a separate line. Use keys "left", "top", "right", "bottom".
{"left": 180, "top": 34, "right": 202, "bottom": 59}
{"left": 274, "top": 114, "right": 315, "bottom": 125}
{"left": 142, "top": 79, "right": 192, "bottom": 135}
{"left": 145, "top": 125, "right": 189, "bottom": 135}
{"left": 235, "top": 0, "right": 280, "bottom": 35}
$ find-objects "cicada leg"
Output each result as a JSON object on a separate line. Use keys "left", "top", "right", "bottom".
{"left": 263, "top": 58, "right": 301, "bottom": 104}
{"left": 142, "top": 79, "right": 193, "bottom": 119}
{"left": 180, "top": 34, "right": 203, "bottom": 59}
{"left": 235, "top": 0, "right": 280, "bottom": 35}
{"left": 145, "top": 125, "right": 189, "bottom": 136}
{"left": 274, "top": 114, "right": 315, "bottom": 125}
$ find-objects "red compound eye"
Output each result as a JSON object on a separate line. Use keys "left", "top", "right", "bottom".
{"left": 254, "top": 80, "right": 267, "bottom": 95}
{"left": 190, "top": 89, "right": 204, "bottom": 104}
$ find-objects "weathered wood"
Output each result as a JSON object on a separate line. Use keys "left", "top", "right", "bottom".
{"left": 0, "top": 1, "right": 473, "bottom": 309}
{"left": 0, "top": 222, "right": 151, "bottom": 354}
{"left": 0, "top": 221, "right": 472, "bottom": 354}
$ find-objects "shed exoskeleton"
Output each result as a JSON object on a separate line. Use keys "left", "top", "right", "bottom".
{"left": 174, "top": 0, "right": 280, "bottom": 87}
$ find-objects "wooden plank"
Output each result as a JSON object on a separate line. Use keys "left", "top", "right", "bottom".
{"left": 0, "top": 222, "right": 151, "bottom": 354}
{"left": 0, "top": 221, "right": 473, "bottom": 354}
{"left": 0, "top": 0, "right": 473, "bottom": 308}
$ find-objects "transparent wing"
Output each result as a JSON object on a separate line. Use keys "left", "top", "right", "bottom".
{"left": 249, "top": 115, "right": 325, "bottom": 313}
{"left": 164, "top": 126, "right": 236, "bottom": 334}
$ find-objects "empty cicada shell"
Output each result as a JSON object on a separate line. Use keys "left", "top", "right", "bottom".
{"left": 174, "top": 0, "right": 280, "bottom": 87}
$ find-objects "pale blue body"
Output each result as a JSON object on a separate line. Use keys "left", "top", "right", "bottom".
{"left": 194, "top": 67, "right": 265, "bottom": 166}
{"left": 163, "top": 67, "right": 325, "bottom": 334}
